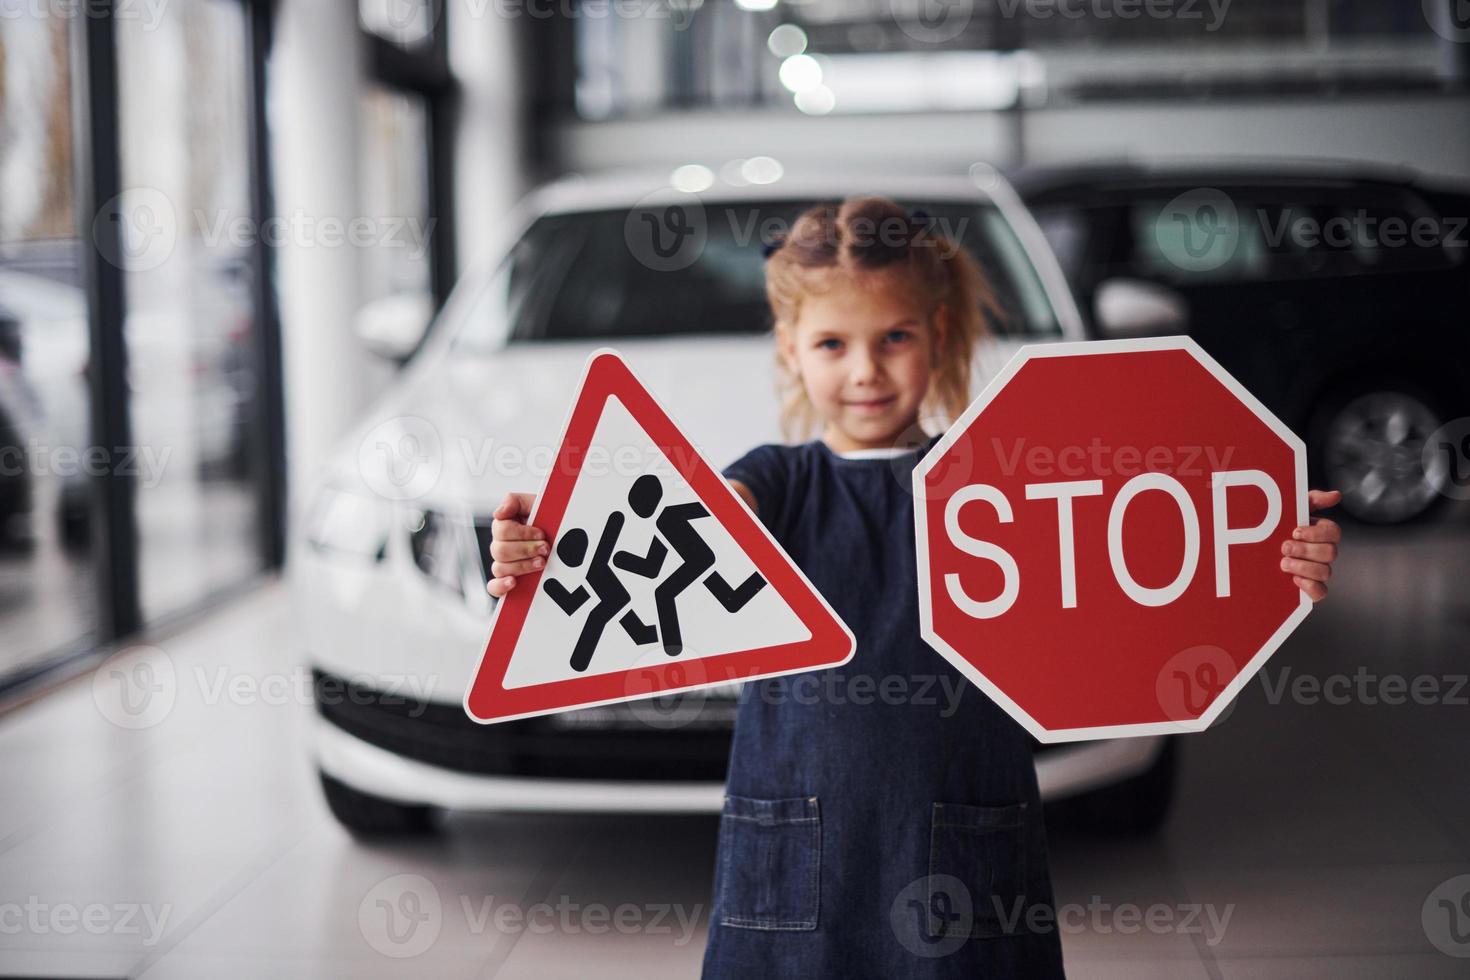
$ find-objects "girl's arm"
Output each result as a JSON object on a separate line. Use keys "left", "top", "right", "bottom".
{"left": 728, "top": 479, "right": 758, "bottom": 515}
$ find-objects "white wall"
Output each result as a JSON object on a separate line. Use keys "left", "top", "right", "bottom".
{"left": 270, "top": 0, "right": 387, "bottom": 500}
{"left": 269, "top": 0, "right": 530, "bottom": 515}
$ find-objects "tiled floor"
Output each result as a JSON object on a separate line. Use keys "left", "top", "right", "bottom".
{"left": 1, "top": 520, "right": 1467, "bottom": 978}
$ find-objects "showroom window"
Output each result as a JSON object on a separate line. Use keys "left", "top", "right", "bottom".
{"left": 0, "top": 0, "right": 285, "bottom": 691}
{"left": 361, "top": 0, "right": 457, "bottom": 317}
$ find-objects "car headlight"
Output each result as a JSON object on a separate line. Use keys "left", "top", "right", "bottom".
{"left": 305, "top": 486, "right": 390, "bottom": 561}
{"left": 406, "top": 508, "right": 471, "bottom": 598}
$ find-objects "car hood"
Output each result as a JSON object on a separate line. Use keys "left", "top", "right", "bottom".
{"left": 330, "top": 336, "right": 789, "bottom": 516}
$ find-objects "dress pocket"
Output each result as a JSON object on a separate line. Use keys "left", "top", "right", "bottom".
{"left": 717, "top": 794, "right": 821, "bottom": 931}
{"left": 927, "top": 801, "right": 1028, "bottom": 940}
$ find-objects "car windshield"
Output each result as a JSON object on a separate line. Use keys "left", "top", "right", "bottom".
{"left": 453, "top": 199, "right": 1061, "bottom": 352}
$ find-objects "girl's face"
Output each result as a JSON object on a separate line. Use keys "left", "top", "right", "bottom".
{"left": 781, "top": 275, "right": 944, "bottom": 453}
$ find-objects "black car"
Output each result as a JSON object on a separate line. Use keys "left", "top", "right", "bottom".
{"left": 1015, "top": 162, "right": 1470, "bottom": 524}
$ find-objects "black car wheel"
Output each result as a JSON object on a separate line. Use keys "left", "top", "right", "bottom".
{"left": 1313, "top": 387, "right": 1448, "bottom": 524}
{"left": 319, "top": 770, "right": 437, "bottom": 837}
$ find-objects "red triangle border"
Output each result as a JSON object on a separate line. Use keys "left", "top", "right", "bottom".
{"left": 464, "top": 349, "right": 855, "bottom": 724}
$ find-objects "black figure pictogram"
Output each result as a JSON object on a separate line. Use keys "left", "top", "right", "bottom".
{"left": 612, "top": 474, "right": 767, "bottom": 657}
{"left": 544, "top": 516, "right": 658, "bottom": 673}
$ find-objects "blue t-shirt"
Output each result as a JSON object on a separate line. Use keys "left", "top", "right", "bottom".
{"left": 702, "top": 438, "right": 1064, "bottom": 978}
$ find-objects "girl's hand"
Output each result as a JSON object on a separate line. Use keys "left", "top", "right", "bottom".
{"left": 1281, "top": 489, "right": 1342, "bottom": 602}
{"left": 485, "top": 491, "right": 548, "bottom": 598}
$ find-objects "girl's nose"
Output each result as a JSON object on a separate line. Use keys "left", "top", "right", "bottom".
{"left": 850, "top": 350, "right": 881, "bottom": 384}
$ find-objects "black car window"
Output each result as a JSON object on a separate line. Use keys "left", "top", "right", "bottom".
{"left": 1256, "top": 188, "right": 1460, "bottom": 277}
{"left": 454, "top": 200, "right": 1064, "bottom": 348}
{"left": 1123, "top": 196, "right": 1269, "bottom": 284}
{"left": 1031, "top": 206, "right": 1090, "bottom": 287}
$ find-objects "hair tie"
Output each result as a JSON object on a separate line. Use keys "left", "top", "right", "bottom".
{"left": 761, "top": 234, "right": 786, "bottom": 260}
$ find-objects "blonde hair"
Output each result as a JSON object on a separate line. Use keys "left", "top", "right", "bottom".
{"left": 764, "top": 196, "right": 1000, "bottom": 441}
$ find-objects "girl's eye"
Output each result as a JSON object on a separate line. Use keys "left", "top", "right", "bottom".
{"left": 816, "top": 338, "right": 843, "bottom": 352}
{"left": 885, "top": 330, "right": 913, "bottom": 344}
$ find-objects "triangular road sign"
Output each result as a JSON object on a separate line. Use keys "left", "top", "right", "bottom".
{"left": 464, "top": 349, "right": 855, "bottom": 724}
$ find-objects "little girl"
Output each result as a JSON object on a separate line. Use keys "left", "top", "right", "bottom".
{"left": 486, "top": 197, "right": 1343, "bottom": 977}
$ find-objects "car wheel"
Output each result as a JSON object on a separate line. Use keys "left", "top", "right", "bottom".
{"left": 319, "top": 770, "right": 437, "bottom": 837}
{"left": 1073, "top": 740, "right": 1177, "bottom": 836}
{"left": 1313, "top": 387, "right": 1448, "bottom": 525}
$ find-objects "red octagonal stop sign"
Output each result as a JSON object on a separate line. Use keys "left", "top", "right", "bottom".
{"left": 913, "top": 337, "right": 1311, "bottom": 743}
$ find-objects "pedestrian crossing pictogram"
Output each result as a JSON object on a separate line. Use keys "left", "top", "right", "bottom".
{"left": 464, "top": 349, "right": 855, "bottom": 724}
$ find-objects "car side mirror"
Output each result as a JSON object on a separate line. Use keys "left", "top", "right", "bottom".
{"left": 1093, "top": 278, "right": 1189, "bottom": 339}
{"left": 353, "top": 292, "right": 434, "bottom": 363}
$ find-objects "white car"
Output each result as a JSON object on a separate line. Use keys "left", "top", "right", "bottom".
{"left": 297, "top": 168, "right": 1177, "bottom": 836}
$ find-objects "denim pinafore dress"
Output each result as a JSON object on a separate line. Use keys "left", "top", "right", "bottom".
{"left": 702, "top": 438, "right": 1067, "bottom": 979}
